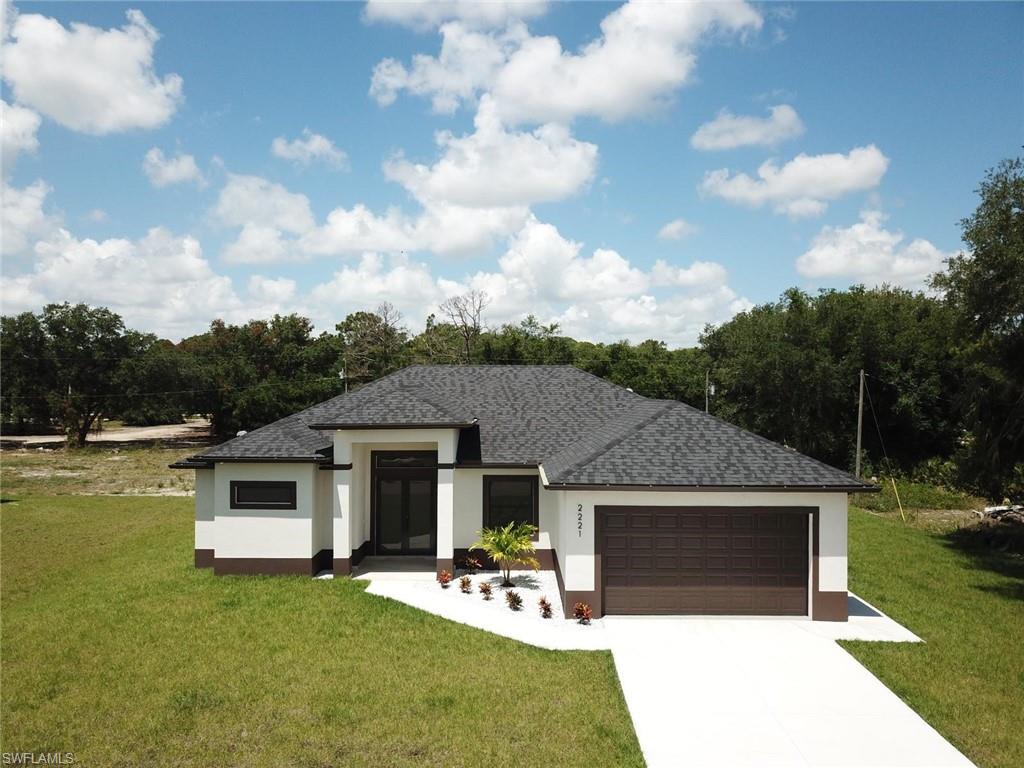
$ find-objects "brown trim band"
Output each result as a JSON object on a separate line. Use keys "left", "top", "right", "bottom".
{"left": 171, "top": 460, "right": 214, "bottom": 470}
{"left": 199, "top": 456, "right": 326, "bottom": 464}
{"left": 308, "top": 422, "right": 475, "bottom": 430}
{"left": 333, "top": 540, "right": 371, "bottom": 577}
{"left": 195, "top": 549, "right": 214, "bottom": 568}
{"left": 454, "top": 462, "right": 540, "bottom": 469}
{"left": 453, "top": 547, "right": 555, "bottom": 571}
{"left": 213, "top": 550, "right": 332, "bottom": 576}
{"left": 812, "top": 509, "right": 848, "bottom": 621}
{"left": 437, "top": 462, "right": 456, "bottom": 470}
{"left": 318, "top": 463, "right": 353, "bottom": 471}
{"left": 547, "top": 482, "right": 877, "bottom": 493}
{"left": 436, "top": 557, "right": 454, "bottom": 577}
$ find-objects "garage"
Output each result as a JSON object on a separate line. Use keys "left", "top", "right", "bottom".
{"left": 598, "top": 506, "right": 809, "bottom": 616}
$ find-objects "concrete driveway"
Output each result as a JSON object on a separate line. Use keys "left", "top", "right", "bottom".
{"left": 605, "top": 611, "right": 974, "bottom": 768}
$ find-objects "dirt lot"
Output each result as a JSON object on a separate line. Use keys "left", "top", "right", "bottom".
{"left": 1, "top": 418, "right": 211, "bottom": 447}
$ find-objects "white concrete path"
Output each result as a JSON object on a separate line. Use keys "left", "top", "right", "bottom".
{"left": 347, "top": 572, "right": 971, "bottom": 768}
{"left": 606, "top": 616, "right": 974, "bottom": 768}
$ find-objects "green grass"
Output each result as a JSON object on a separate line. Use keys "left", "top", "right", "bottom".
{"left": 0, "top": 495, "right": 642, "bottom": 767}
{"left": 1, "top": 446, "right": 194, "bottom": 497}
{"left": 851, "top": 477, "right": 986, "bottom": 515}
{"left": 843, "top": 507, "right": 1024, "bottom": 768}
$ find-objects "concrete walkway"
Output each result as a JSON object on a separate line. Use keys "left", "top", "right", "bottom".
{"left": 355, "top": 575, "right": 972, "bottom": 767}
{"left": 606, "top": 615, "right": 974, "bottom": 768}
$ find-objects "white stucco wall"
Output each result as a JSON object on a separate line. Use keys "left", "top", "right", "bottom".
{"left": 195, "top": 468, "right": 215, "bottom": 551}
{"left": 213, "top": 462, "right": 318, "bottom": 559}
{"left": 452, "top": 468, "right": 558, "bottom": 550}
{"left": 557, "top": 490, "right": 848, "bottom": 596}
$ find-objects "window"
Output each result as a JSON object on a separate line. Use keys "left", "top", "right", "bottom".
{"left": 483, "top": 476, "right": 539, "bottom": 531}
{"left": 230, "top": 480, "right": 297, "bottom": 510}
{"left": 374, "top": 452, "right": 437, "bottom": 469}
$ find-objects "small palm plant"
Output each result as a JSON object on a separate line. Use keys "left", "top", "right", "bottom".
{"left": 470, "top": 522, "right": 540, "bottom": 588}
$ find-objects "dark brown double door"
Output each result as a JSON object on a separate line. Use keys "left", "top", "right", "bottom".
{"left": 372, "top": 452, "right": 437, "bottom": 556}
{"left": 599, "top": 507, "right": 809, "bottom": 616}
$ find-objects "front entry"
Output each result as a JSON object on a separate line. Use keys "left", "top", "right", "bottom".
{"left": 372, "top": 451, "right": 437, "bottom": 555}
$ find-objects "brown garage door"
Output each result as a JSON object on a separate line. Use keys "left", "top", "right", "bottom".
{"left": 599, "top": 507, "right": 808, "bottom": 615}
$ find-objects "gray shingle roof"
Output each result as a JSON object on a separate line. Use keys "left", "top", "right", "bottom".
{"left": 543, "top": 400, "right": 870, "bottom": 489}
{"left": 183, "top": 364, "right": 871, "bottom": 490}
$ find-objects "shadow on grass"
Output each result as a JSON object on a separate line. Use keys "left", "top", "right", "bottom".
{"left": 941, "top": 517, "right": 1024, "bottom": 602}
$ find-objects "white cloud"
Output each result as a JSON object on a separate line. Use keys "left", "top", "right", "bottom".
{"left": 651, "top": 260, "right": 728, "bottom": 287}
{"left": 657, "top": 218, "right": 697, "bottom": 240}
{"left": 700, "top": 144, "right": 889, "bottom": 217}
{"left": 384, "top": 96, "right": 597, "bottom": 207}
{"left": 1, "top": 226, "right": 244, "bottom": 338}
{"left": 1, "top": 180, "right": 59, "bottom": 256}
{"left": 248, "top": 274, "right": 297, "bottom": 304}
{"left": 691, "top": 104, "right": 804, "bottom": 150}
{"left": 271, "top": 129, "right": 348, "bottom": 168}
{"left": 142, "top": 148, "right": 206, "bottom": 188}
{"left": 364, "top": 0, "right": 547, "bottom": 30}
{"left": 214, "top": 174, "right": 316, "bottom": 235}
{"left": 2, "top": 9, "right": 182, "bottom": 134}
{"left": 490, "top": 0, "right": 762, "bottom": 124}
{"left": 1, "top": 99, "right": 41, "bottom": 169}
{"left": 370, "top": 0, "right": 762, "bottom": 124}
{"left": 371, "top": 22, "right": 526, "bottom": 113}
{"left": 796, "top": 210, "right": 953, "bottom": 290}
{"left": 222, "top": 224, "right": 295, "bottom": 265}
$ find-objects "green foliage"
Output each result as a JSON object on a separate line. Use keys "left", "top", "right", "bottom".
{"left": 933, "top": 157, "right": 1024, "bottom": 498}
{"left": 851, "top": 478, "right": 984, "bottom": 515}
{"left": 470, "top": 522, "right": 540, "bottom": 587}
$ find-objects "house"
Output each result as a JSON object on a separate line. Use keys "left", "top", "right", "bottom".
{"left": 172, "top": 365, "right": 874, "bottom": 621}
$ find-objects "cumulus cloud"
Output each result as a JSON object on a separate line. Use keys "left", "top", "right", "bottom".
{"left": 384, "top": 96, "right": 597, "bottom": 207}
{"left": 371, "top": 0, "right": 762, "bottom": 124}
{"left": 371, "top": 22, "right": 526, "bottom": 113}
{"left": 700, "top": 144, "right": 889, "bottom": 217}
{"left": 490, "top": 0, "right": 761, "bottom": 124}
{"left": 691, "top": 104, "right": 804, "bottom": 150}
{"left": 2, "top": 9, "right": 182, "bottom": 134}
{"left": 364, "top": 0, "right": 547, "bottom": 30}
{"left": 796, "top": 210, "right": 954, "bottom": 290}
{"left": 2, "top": 180, "right": 59, "bottom": 256}
{"left": 657, "top": 218, "right": 697, "bottom": 240}
{"left": 1, "top": 99, "right": 41, "bottom": 169}
{"left": 143, "top": 148, "right": 206, "bottom": 188}
{"left": 214, "top": 174, "right": 316, "bottom": 235}
{"left": 271, "top": 129, "right": 348, "bottom": 168}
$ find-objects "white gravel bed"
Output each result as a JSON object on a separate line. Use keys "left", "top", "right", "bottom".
{"left": 363, "top": 569, "right": 609, "bottom": 651}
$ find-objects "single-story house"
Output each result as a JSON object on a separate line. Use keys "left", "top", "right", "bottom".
{"left": 172, "top": 365, "right": 874, "bottom": 621}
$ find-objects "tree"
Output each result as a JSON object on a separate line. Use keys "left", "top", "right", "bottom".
{"left": 0, "top": 312, "right": 55, "bottom": 431}
{"left": 470, "top": 522, "right": 540, "bottom": 587}
{"left": 336, "top": 303, "right": 408, "bottom": 384}
{"left": 933, "top": 157, "right": 1024, "bottom": 497}
{"left": 439, "top": 290, "right": 489, "bottom": 362}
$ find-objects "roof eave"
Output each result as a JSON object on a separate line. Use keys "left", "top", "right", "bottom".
{"left": 307, "top": 421, "right": 477, "bottom": 430}
{"left": 543, "top": 481, "right": 880, "bottom": 493}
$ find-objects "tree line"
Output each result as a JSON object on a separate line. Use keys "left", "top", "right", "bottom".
{"left": 2, "top": 159, "right": 1020, "bottom": 498}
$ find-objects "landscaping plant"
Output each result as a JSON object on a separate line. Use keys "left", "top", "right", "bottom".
{"left": 505, "top": 590, "right": 523, "bottom": 611}
{"left": 459, "top": 575, "right": 473, "bottom": 593}
{"left": 470, "top": 521, "right": 540, "bottom": 587}
{"left": 460, "top": 554, "right": 483, "bottom": 573}
{"left": 573, "top": 602, "right": 592, "bottom": 625}
{"left": 539, "top": 596, "right": 552, "bottom": 619}
{"left": 479, "top": 582, "right": 493, "bottom": 600}
{"left": 437, "top": 569, "right": 452, "bottom": 588}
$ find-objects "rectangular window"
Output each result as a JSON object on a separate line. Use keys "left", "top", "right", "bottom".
{"left": 483, "top": 475, "right": 539, "bottom": 531}
{"left": 230, "top": 480, "right": 297, "bottom": 510}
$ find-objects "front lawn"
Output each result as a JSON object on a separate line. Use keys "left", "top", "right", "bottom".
{"left": 0, "top": 494, "right": 642, "bottom": 767}
{"left": 843, "top": 507, "right": 1024, "bottom": 768}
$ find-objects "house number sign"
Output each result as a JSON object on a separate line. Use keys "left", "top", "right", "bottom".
{"left": 577, "top": 504, "right": 583, "bottom": 537}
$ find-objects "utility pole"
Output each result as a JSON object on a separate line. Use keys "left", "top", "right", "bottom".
{"left": 855, "top": 369, "right": 865, "bottom": 478}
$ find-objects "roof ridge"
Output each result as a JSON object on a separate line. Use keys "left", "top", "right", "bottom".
{"left": 545, "top": 399, "right": 675, "bottom": 479}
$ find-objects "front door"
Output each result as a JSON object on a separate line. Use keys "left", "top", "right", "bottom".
{"left": 373, "top": 451, "right": 437, "bottom": 555}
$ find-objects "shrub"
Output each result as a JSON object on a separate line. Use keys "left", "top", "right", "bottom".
{"left": 505, "top": 590, "right": 523, "bottom": 611}
{"left": 437, "top": 569, "right": 452, "bottom": 588}
{"left": 573, "top": 602, "right": 592, "bottom": 624}
{"left": 460, "top": 554, "right": 483, "bottom": 573}
{"left": 479, "top": 582, "right": 493, "bottom": 600}
{"left": 538, "top": 596, "right": 552, "bottom": 619}
{"left": 470, "top": 521, "right": 540, "bottom": 587}
{"left": 459, "top": 575, "right": 473, "bottom": 593}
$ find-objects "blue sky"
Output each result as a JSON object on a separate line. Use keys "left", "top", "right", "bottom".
{"left": 2, "top": 1, "right": 1020, "bottom": 344}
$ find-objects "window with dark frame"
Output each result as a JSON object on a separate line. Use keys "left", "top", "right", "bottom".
{"left": 482, "top": 475, "right": 539, "bottom": 532}
{"left": 230, "top": 480, "right": 297, "bottom": 510}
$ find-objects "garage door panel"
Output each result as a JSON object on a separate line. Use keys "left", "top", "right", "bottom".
{"left": 601, "top": 507, "right": 808, "bottom": 616}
